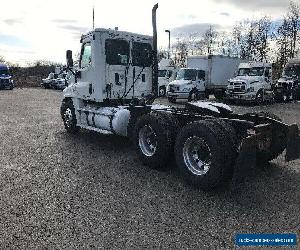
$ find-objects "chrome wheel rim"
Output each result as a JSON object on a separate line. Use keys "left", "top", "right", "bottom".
{"left": 64, "top": 108, "right": 73, "bottom": 128}
{"left": 159, "top": 88, "right": 165, "bottom": 96}
{"left": 138, "top": 125, "right": 157, "bottom": 157}
{"left": 183, "top": 136, "right": 212, "bottom": 176}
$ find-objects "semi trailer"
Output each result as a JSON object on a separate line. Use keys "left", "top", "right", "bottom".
{"left": 60, "top": 4, "right": 299, "bottom": 190}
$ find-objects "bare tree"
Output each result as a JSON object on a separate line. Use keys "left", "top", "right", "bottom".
{"left": 173, "top": 39, "right": 188, "bottom": 67}
{"left": 203, "top": 25, "right": 218, "bottom": 55}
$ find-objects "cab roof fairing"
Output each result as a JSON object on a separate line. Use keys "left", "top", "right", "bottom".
{"left": 80, "top": 28, "right": 153, "bottom": 44}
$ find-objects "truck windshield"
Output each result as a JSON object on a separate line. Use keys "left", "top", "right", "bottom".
{"left": 132, "top": 42, "right": 152, "bottom": 67}
{"left": 0, "top": 69, "right": 9, "bottom": 75}
{"left": 238, "top": 68, "right": 250, "bottom": 76}
{"left": 283, "top": 65, "right": 300, "bottom": 77}
{"left": 249, "top": 67, "right": 264, "bottom": 76}
{"left": 176, "top": 69, "right": 197, "bottom": 80}
{"left": 158, "top": 70, "right": 167, "bottom": 77}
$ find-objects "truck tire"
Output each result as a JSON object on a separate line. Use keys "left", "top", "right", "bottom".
{"left": 159, "top": 86, "right": 166, "bottom": 97}
{"left": 255, "top": 89, "right": 264, "bottom": 105}
{"left": 134, "top": 112, "right": 178, "bottom": 169}
{"left": 274, "top": 92, "right": 284, "bottom": 102}
{"left": 60, "top": 99, "right": 79, "bottom": 133}
{"left": 188, "top": 89, "right": 200, "bottom": 102}
{"left": 174, "top": 120, "right": 234, "bottom": 190}
{"left": 214, "top": 91, "right": 224, "bottom": 100}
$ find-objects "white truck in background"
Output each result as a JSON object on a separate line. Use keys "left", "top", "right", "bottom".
{"left": 273, "top": 58, "right": 300, "bottom": 102}
{"left": 158, "top": 58, "right": 177, "bottom": 96}
{"left": 226, "top": 62, "right": 273, "bottom": 104}
{"left": 166, "top": 55, "right": 243, "bottom": 102}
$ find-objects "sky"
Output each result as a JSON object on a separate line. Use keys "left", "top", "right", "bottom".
{"left": 0, "top": 0, "right": 292, "bottom": 65}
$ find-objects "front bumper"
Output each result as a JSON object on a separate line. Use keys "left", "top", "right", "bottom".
{"left": 167, "top": 91, "right": 189, "bottom": 99}
{"left": 225, "top": 92, "right": 256, "bottom": 101}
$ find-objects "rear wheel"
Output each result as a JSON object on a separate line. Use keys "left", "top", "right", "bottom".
{"left": 175, "top": 120, "right": 235, "bottom": 190}
{"left": 134, "top": 112, "right": 178, "bottom": 169}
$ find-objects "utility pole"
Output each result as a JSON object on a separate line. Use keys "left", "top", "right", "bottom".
{"left": 165, "top": 30, "right": 171, "bottom": 59}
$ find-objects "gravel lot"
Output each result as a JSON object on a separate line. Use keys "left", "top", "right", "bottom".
{"left": 0, "top": 88, "right": 299, "bottom": 249}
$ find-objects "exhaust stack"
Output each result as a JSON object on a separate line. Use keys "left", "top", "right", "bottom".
{"left": 152, "top": 3, "right": 158, "bottom": 97}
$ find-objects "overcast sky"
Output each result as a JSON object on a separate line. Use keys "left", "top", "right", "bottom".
{"left": 0, "top": 0, "right": 292, "bottom": 65}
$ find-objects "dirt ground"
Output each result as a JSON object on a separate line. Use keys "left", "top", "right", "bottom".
{"left": 0, "top": 88, "right": 299, "bottom": 249}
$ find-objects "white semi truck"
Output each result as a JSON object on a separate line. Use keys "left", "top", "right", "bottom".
{"left": 166, "top": 55, "right": 243, "bottom": 102}
{"left": 274, "top": 58, "right": 300, "bottom": 102}
{"left": 60, "top": 4, "right": 299, "bottom": 190}
{"left": 226, "top": 62, "right": 274, "bottom": 104}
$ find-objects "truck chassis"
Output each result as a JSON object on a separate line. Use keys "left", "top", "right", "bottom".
{"left": 61, "top": 98, "right": 299, "bottom": 190}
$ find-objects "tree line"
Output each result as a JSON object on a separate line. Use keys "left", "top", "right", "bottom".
{"left": 160, "top": 1, "right": 299, "bottom": 78}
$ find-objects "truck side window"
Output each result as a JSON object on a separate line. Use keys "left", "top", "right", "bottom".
{"left": 265, "top": 68, "right": 270, "bottom": 78}
{"left": 105, "top": 39, "right": 129, "bottom": 65}
{"left": 132, "top": 42, "right": 152, "bottom": 67}
{"left": 80, "top": 43, "right": 91, "bottom": 68}
{"left": 197, "top": 70, "right": 205, "bottom": 81}
{"left": 168, "top": 70, "right": 173, "bottom": 78}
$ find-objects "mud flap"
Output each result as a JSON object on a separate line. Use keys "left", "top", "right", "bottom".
{"left": 285, "top": 124, "right": 300, "bottom": 161}
{"left": 231, "top": 135, "right": 257, "bottom": 189}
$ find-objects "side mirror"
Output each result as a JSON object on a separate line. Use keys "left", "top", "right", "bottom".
{"left": 66, "top": 50, "right": 74, "bottom": 68}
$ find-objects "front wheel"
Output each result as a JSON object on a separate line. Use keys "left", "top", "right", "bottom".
{"left": 159, "top": 86, "right": 166, "bottom": 97}
{"left": 60, "top": 99, "right": 79, "bottom": 133}
{"left": 255, "top": 89, "right": 265, "bottom": 105}
{"left": 188, "top": 90, "right": 200, "bottom": 102}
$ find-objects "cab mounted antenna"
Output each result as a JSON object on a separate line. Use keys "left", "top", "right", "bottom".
{"left": 92, "top": 6, "right": 95, "bottom": 30}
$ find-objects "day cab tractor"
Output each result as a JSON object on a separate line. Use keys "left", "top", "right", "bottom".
{"left": 60, "top": 4, "right": 299, "bottom": 190}
{"left": 273, "top": 58, "right": 300, "bottom": 102}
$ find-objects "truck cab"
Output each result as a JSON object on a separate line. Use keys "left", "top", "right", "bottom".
{"left": 274, "top": 58, "right": 300, "bottom": 102}
{"left": 166, "top": 68, "right": 205, "bottom": 103}
{"left": 64, "top": 28, "right": 153, "bottom": 103}
{"left": 226, "top": 62, "right": 273, "bottom": 103}
{"left": 0, "top": 64, "right": 14, "bottom": 90}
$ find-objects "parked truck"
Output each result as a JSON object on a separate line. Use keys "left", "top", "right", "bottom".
{"left": 166, "top": 55, "right": 243, "bottom": 102}
{"left": 226, "top": 62, "right": 274, "bottom": 104}
{"left": 158, "top": 58, "right": 177, "bottom": 96}
{"left": 0, "top": 63, "right": 14, "bottom": 90}
{"left": 273, "top": 58, "right": 300, "bottom": 102}
{"left": 41, "top": 67, "right": 69, "bottom": 90}
{"left": 60, "top": 4, "right": 299, "bottom": 190}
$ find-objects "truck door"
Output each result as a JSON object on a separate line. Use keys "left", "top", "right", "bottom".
{"left": 76, "top": 42, "right": 95, "bottom": 100}
{"left": 105, "top": 39, "right": 130, "bottom": 99}
{"left": 131, "top": 41, "right": 153, "bottom": 97}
